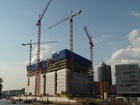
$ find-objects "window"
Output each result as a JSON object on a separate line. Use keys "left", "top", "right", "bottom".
{"left": 125, "top": 84, "right": 132, "bottom": 87}
{"left": 120, "top": 84, "right": 124, "bottom": 87}
{"left": 123, "top": 80, "right": 131, "bottom": 83}
{"left": 124, "top": 72, "right": 130, "bottom": 75}
{"left": 130, "top": 71, "right": 135, "bottom": 74}
{"left": 131, "top": 79, "right": 139, "bottom": 83}
{"left": 131, "top": 88, "right": 137, "bottom": 91}
{"left": 130, "top": 75, "right": 135, "bottom": 78}
{"left": 129, "top": 65, "right": 135, "bottom": 70}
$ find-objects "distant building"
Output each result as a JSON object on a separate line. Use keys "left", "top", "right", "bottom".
{"left": 97, "top": 62, "right": 112, "bottom": 85}
{"left": 96, "top": 62, "right": 112, "bottom": 98}
{"left": 2, "top": 88, "right": 25, "bottom": 97}
{"left": 115, "top": 63, "right": 140, "bottom": 97}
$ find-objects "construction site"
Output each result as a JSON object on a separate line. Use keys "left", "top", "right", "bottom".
{"left": 25, "top": 0, "right": 94, "bottom": 95}
{"left": 16, "top": 0, "right": 96, "bottom": 104}
{"left": 7, "top": 0, "right": 136, "bottom": 105}
{"left": 1, "top": 0, "right": 140, "bottom": 105}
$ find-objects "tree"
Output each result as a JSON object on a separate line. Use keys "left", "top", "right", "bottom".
{"left": 0, "top": 78, "right": 3, "bottom": 96}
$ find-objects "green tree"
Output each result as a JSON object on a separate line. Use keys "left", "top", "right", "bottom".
{"left": 0, "top": 78, "right": 3, "bottom": 96}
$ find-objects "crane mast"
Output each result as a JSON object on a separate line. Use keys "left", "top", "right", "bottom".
{"left": 83, "top": 26, "right": 94, "bottom": 82}
{"left": 22, "top": 40, "right": 33, "bottom": 71}
{"left": 35, "top": 0, "right": 51, "bottom": 96}
{"left": 48, "top": 10, "right": 81, "bottom": 94}
{"left": 70, "top": 11, "right": 74, "bottom": 93}
{"left": 22, "top": 40, "right": 32, "bottom": 87}
{"left": 22, "top": 40, "right": 57, "bottom": 86}
{"left": 22, "top": 40, "right": 57, "bottom": 71}
{"left": 29, "top": 40, "right": 32, "bottom": 71}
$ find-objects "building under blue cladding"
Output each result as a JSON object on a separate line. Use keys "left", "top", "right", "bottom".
{"left": 52, "top": 49, "right": 91, "bottom": 67}
{"left": 27, "top": 49, "right": 91, "bottom": 72}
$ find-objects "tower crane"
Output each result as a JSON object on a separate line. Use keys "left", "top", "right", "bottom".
{"left": 22, "top": 40, "right": 32, "bottom": 72}
{"left": 36, "top": 0, "right": 51, "bottom": 95}
{"left": 22, "top": 40, "right": 57, "bottom": 71}
{"left": 22, "top": 40, "right": 57, "bottom": 87}
{"left": 83, "top": 26, "right": 94, "bottom": 82}
{"left": 48, "top": 10, "right": 81, "bottom": 94}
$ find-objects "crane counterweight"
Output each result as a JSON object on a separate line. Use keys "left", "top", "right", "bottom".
{"left": 22, "top": 43, "right": 26, "bottom": 46}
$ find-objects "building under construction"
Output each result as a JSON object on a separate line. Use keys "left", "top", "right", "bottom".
{"left": 25, "top": 49, "right": 93, "bottom": 96}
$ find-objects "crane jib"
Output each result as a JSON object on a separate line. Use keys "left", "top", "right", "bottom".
{"left": 48, "top": 10, "right": 82, "bottom": 29}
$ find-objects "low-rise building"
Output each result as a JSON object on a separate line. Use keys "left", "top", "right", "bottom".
{"left": 2, "top": 88, "right": 25, "bottom": 97}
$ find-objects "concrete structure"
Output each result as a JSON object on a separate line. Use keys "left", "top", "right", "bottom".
{"left": 115, "top": 63, "right": 140, "bottom": 97}
{"left": 25, "top": 49, "right": 92, "bottom": 96}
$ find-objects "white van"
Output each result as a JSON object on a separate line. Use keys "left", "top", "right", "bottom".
{"left": 116, "top": 96, "right": 127, "bottom": 101}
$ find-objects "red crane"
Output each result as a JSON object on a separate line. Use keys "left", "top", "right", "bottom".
{"left": 48, "top": 10, "right": 81, "bottom": 93}
{"left": 36, "top": 0, "right": 51, "bottom": 95}
{"left": 83, "top": 26, "right": 94, "bottom": 82}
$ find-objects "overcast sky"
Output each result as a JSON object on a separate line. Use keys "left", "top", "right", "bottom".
{"left": 0, "top": 0, "right": 140, "bottom": 90}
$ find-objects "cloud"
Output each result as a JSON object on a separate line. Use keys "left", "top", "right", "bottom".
{"left": 94, "top": 34, "right": 116, "bottom": 45}
{"left": 109, "top": 47, "right": 140, "bottom": 63}
{"left": 93, "top": 39, "right": 103, "bottom": 44}
{"left": 24, "top": 45, "right": 55, "bottom": 65}
{"left": 106, "top": 29, "right": 140, "bottom": 84}
{"left": 93, "top": 34, "right": 110, "bottom": 44}
{"left": 128, "top": 29, "right": 140, "bottom": 47}
{"left": 130, "top": 11, "right": 140, "bottom": 17}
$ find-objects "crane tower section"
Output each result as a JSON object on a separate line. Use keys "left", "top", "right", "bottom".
{"left": 35, "top": 0, "right": 51, "bottom": 96}
{"left": 48, "top": 10, "right": 81, "bottom": 93}
{"left": 84, "top": 26, "right": 94, "bottom": 82}
{"left": 22, "top": 40, "right": 57, "bottom": 72}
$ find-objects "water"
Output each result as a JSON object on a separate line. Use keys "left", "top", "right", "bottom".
{"left": 0, "top": 99, "right": 56, "bottom": 105}
{"left": 0, "top": 99, "right": 31, "bottom": 105}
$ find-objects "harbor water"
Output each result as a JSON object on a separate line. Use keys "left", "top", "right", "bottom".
{"left": 0, "top": 99, "right": 30, "bottom": 105}
{"left": 0, "top": 99, "right": 56, "bottom": 105}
